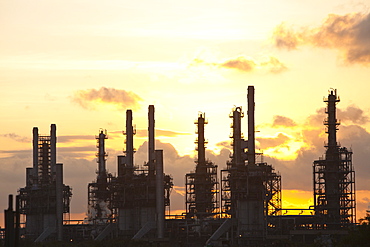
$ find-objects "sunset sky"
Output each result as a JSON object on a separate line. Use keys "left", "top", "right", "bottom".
{"left": 1, "top": 0, "right": 370, "bottom": 225}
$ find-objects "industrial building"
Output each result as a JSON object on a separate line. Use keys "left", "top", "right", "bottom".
{"left": 2, "top": 87, "right": 357, "bottom": 246}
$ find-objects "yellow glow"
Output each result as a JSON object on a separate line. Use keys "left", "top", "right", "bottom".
{"left": 281, "top": 190, "right": 314, "bottom": 215}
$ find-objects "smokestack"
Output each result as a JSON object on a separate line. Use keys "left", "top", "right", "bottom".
{"left": 247, "top": 86, "right": 255, "bottom": 166}
{"left": 4, "top": 194, "right": 15, "bottom": 247}
{"left": 125, "top": 110, "right": 134, "bottom": 169}
{"left": 326, "top": 89, "right": 340, "bottom": 153}
{"left": 155, "top": 150, "right": 164, "bottom": 238}
{"left": 97, "top": 130, "right": 107, "bottom": 176}
{"left": 197, "top": 113, "right": 206, "bottom": 166}
{"left": 148, "top": 105, "right": 155, "bottom": 177}
{"left": 32, "top": 127, "right": 38, "bottom": 182}
{"left": 50, "top": 124, "right": 57, "bottom": 177}
{"left": 55, "top": 163, "right": 63, "bottom": 241}
{"left": 232, "top": 107, "right": 243, "bottom": 167}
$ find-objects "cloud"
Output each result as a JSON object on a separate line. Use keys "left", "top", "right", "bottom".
{"left": 71, "top": 87, "right": 142, "bottom": 110}
{"left": 338, "top": 105, "right": 369, "bottom": 125}
{"left": 273, "top": 12, "right": 370, "bottom": 65}
{"left": 192, "top": 55, "right": 288, "bottom": 74}
{"left": 110, "top": 129, "right": 191, "bottom": 138}
{"left": 257, "top": 133, "right": 291, "bottom": 149}
{"left": 0, "top": 133, "right": 30, "bottom": 143}
{"left": 272, "top": 115, "right": 297, "bottom": 128}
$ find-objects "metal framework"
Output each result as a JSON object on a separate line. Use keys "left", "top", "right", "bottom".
{"left": 220, "top": 88, "right": 282, "bottom": 245}
{"left": 18, "top": 125, "right": 72, "bottom": 241}
{"left": 186, "top": 113, "right": 219, "bottom": 218}
{"left": 313, "top": 89, "right": 356, "bottom": 229}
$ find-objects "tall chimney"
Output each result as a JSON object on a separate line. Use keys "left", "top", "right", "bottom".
{"left": 125, "top": 110, "right": 134, "bottom": 169}
{"left": 32, "top": 127, "right": 39, "bottom": 182}
{"left": 50, "top": 124, "right": 57, "bottom": 177}
{"left": 155, "top": 150, "right": 164, "bottom": 238}
{"left": 148, "top": 105, "right": 155, "bottom": 177}
{"left": 247, "top": 86, "right": 255, "bottom": 166}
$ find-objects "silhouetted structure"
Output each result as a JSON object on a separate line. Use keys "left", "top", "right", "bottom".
{"left": 18, "top": 124, "right": 72, "bottom": 241}
{"left": 186, "top": 113, "right": 218, "bottom": 219}
{"left": 219, "top": 86, "right": 281, "bottom": 246}
{"left": 314, "top": 89, "right": 356, "bottom": 229}
{"left": 2, "top": 88, "right": 358, "bottom": 246}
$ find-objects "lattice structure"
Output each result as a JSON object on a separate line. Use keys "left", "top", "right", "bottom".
{"left": 313, "top": 89, "right": 356, "bottom": 229}
{"left": 220, "top": 102, "right": 281, "bottom": 245}
{"left": 18, "top": 125, "right": 72, "bottom": 241}
{"left": 186, "top": 113, "right": 219, "bottom": 219}
{"left": 314, "top": 147, "right": 356, "bottom": 228}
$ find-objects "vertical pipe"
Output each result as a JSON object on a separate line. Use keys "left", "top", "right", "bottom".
{"left": 15, "top": 195, "right": 20, "bottom": 247}
{"left": 32, "top": 127, "right": 38, "bottom": 183}
{"left": 247, "top": 86, "right": 255, "bottom": 166}
{"left": 155, "top": 150, "right": 164, "bottom": 238}
{"left": 197, "top": 113, "right": 206, "bottom": 167}
{"left": 232, "top": 108, "right": 242, "bottom": 167}
{"left": 26, "top": 168, "right": 33, "bottom": 187}
{"left": 4, "top": 194, "right": 14, "bottom": 247}
{"left": 126, "top": 110, "right": 134, "bottom": 169}
{"left": 148, "top": 105, "right": 155, "bottom": 177}
{"left": 56, "top": 163, "right": 63, "bottom": 241}
{"left": 50, "top": 124, "right": 57, "bottom": 178}
{"left": 97, "top": 130, "right": 107, "bottom": 176}
{"left": 117, "top": 156, "right": 125, "bottom": 178}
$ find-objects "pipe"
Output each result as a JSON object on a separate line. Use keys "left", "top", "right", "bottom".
{"left": 148, "top": 105, "right": 155, "bottom": 177}
{"left": 232, "top": 107, "right": 243, "bottom": 167}
{"left": 4, "top": 194, "right": 15, "bottom": 247}
{"left": 196, "top": 113, "right": 206, "bottom": 168}
{"left": 97, "top": 130, "right": 107, "bottom": 176}
{"left": 126, "top": 110, "right": 134, "bottom": 169}
{"left": 247, "top": 86, "right": 255, "bottom": 166}
{"left": 50, "top": 124, "right": 57, "bottom": 177}
{"left": 155, "top": 150, "right": 164, "bottom": 238}
{"left": 32, "top": 127, "right": 38, "bottom": 183}
{"left": 56, "top": 163, "right": 63, "bottom": 241}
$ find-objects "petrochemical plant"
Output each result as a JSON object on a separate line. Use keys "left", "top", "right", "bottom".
{"left": 1, "top": 86, "right": 357, "bottom": 246}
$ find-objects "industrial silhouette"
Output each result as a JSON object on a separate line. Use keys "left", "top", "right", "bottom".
{"left": 2, "top": 87, "right": 356, "bottom": 246}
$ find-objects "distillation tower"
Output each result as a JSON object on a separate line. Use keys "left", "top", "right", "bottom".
{"left": 313, "top": 89, "right": 356, "bottom": 229}
{"left": 18, "top": 124, "right": 72, "bottom": 241}
{"left": 220, "top": 86, "right": 281, "bottom": 245}
{"left": 87, "top": 129, "right": 113, "bottom": 224}
{"left": 111, "top": 106, "right": 173, "bottom": 237}
{"left": 185, "top": 113, "right": 218, "bottom": 219}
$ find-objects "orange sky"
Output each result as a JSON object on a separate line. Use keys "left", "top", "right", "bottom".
{"left": 1, "top": 0, "right": 370, "bottom": 227}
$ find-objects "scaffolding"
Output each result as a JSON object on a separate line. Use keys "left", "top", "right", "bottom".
{"left": 220, "top": 93, "right": 282, "bottom": 245}
{"left": 186, "top": 113, "right": 219, "bottom": 219}
{"left": 313, "top": 89, "right": 356, "bottom": 229}
{"left": 18, "top": 125, "right": 72, "bottom": 241}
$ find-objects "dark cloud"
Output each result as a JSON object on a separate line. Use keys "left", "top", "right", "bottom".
{"left": 338, "top": 105, "right": 369, "bottom": 125}
{"left": 71, "top": 87, "right": 142, "bottom": 110}
{"left": 257, "top": 133, "right": 291, "bottom": 149}
{"left": 273, "top": 12, "right": 370, "bottom": 65}
{"left": 0, "top": 133, "right": 30, "bottom": 143}
{"left": 193, "top": 55, "right": 288, "bottom": 74}
{"left": 272, "top": 115, "right": 297, "bottom": 128}
{"left": 216, "top": 141, "right": 232, "bottom": 151}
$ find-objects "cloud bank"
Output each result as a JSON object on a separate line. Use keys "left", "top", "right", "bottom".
{"left": 273, "top": 12, "right": 370, "bottom": 65}
{"left": 71, "top": 87, "right": 142, "bottom": 110}
{"left": 193, "top": 55, "right": 288, "bottom": 74}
